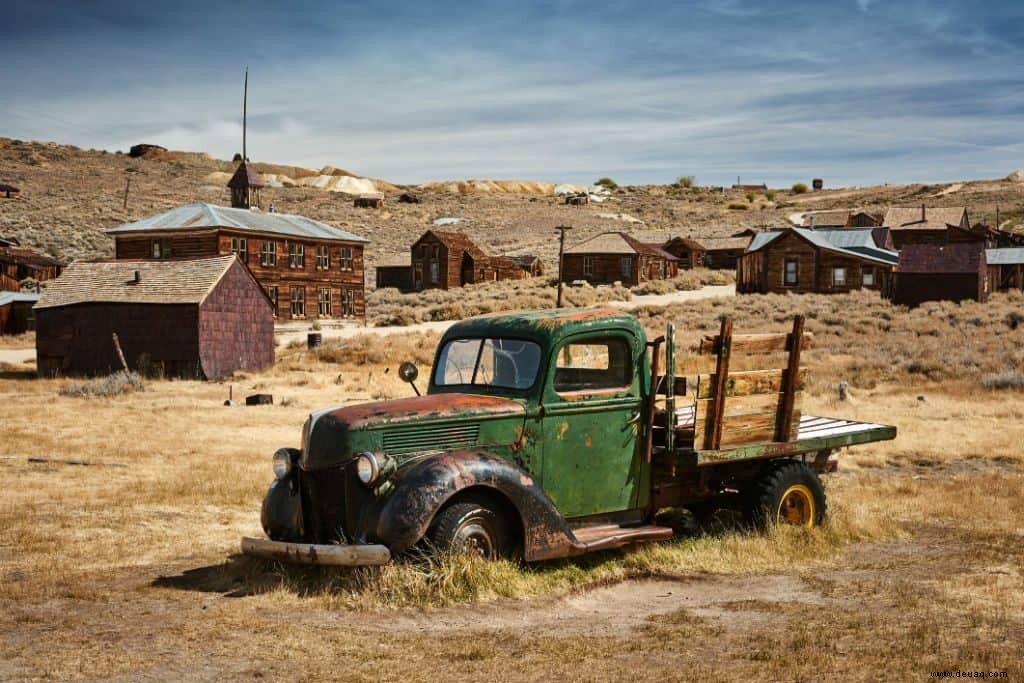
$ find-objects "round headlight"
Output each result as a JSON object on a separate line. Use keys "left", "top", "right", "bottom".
{"left": 356, "top": 452, "right": 379, "bottom": 486}
{"left": 272, "top": 448, "right": 293, "bottom": 479}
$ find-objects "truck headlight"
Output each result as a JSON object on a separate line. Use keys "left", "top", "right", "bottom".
{"left": 273, "top": 448, "right": 293, "bottom": 479}
{"left": 356, "top": 452, "right": 380, "bottom": 485}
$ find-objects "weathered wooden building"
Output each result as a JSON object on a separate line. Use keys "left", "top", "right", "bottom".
{"left": 409, "top": 230, "right": 529, "bottom": 291}
{"left": 106, "top": 202, "right": 369, "bottom": 321}
{"left": 0, "top": 292, "right": 39, "bottom": 335}
{"left": 661, "top": 237, "right": 706, "bottom": 269}
{"left": 375, "top": 260, "right": 413, "bottom": 291}
{"left": 892, "top": 242, "right": 988, "bottom": 307}
{"left": 354, "top": 194, "right": 385, "bottom": 209}
{"left": 883, "top": 205, "right": 971, "bottom": 249}
{"left": 562, "top": 232, "right": 679, "bottom": 286}
{"left": 737, "top": 228, "right": 899, "bottom": 295}
{"left": 35, "top": 255, "right": 274, "bottom": 379}
{"left": 986, "top": 248, "right": 1024, "bottom": 292}
{"left": 695, "top": 237, "right": 751, "bottom": 269}
{"left": 1, "top": 243, "right": 64, "bottom": 292}
{"left": 0, "top": 184, "right": 21, "bottom": 199}
{"left": 510, "top": 255, "right": 544, "bottom": 278}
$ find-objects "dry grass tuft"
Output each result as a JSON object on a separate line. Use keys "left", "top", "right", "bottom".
{"left": 58, "top": 370, "right": 145, "bottom": 398}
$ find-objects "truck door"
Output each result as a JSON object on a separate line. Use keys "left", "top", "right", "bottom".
{"left": 540, "top": 332, "right": 644, "bottom": 518}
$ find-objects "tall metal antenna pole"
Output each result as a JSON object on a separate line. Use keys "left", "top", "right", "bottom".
{"left": 242, "top": 67, "right": 248, "bottom": 162}
{"left": 555, "top": 225, "right": 573, "bottom": 308}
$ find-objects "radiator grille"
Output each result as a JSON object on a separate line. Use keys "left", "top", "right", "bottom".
{"left": 382, "top": 424, "right": 481, "bottom": 456}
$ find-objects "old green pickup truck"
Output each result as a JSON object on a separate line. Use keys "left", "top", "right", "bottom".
{"left": 242, "top": 307, "right": 896, "bottom": 565}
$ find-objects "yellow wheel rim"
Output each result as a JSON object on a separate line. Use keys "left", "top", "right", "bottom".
{"left": 777, "top": 484, "right": 815, "bottom": 527}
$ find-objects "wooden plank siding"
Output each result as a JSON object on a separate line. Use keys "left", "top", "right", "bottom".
{"left": 113, "top": 229, "right": 365, "bottom": 321}
{"left": 562, "top": 253, "right": 640, "bottom": 286}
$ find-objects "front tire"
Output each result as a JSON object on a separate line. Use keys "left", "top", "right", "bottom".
{"left": 745, "top": 461, "right": 827, "bottom": 529}
{"left": 427, "top": 501, "right": 508, "bottom": 559}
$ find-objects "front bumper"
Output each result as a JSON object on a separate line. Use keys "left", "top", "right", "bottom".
{"left": 241, "top": 537, "right": 391, "bottom": 566}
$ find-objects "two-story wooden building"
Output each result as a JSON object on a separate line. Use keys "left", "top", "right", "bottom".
{"left": 562, "top": 232, "right": 679, "bottom": 286}
{"left": 107, "top": 203, "right": 370, "bottom": 321}
{"left": 737, "top": 228, "right": 899, "bottom": 295}
{"left": 408, "top": 230, "right": 531, "bottom": 291}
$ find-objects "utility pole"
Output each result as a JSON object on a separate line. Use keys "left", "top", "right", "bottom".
{"left": 122, "top": 177, "right": 131, "bottom": 209}
{"left": 555, "top": 225, "right": 573, "bottom": 308}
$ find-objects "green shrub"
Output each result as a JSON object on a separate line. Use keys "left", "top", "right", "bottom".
{"left": 595, "top": 177, "right": 618, "bottom": 190}
{"left": 791, "top": 183, "right": 809, "bottom": 194}
{"left": 727, "top": 203, "right": 749, "bottom": 211}
{"left": 765, "top": 190, "right": 776, "bottom": 201}
{"left": 676, "top": 175, "right": 696, "bottom": 189}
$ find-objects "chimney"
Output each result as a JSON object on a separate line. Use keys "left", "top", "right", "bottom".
{"left": 133, "top": 270, "right": 141, "bottom": 284}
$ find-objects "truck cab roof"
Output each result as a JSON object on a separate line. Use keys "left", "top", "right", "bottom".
{"left": 441, "top": 306, "right": 645, "bottom": 347}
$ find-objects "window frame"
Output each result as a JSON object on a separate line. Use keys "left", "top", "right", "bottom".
{"left": 832, "top": 266, "right": 847, "bottom": 287}
{"left": 341, "top": 289, "right": 356, "bottom": 318}
{"left": 290, "top": 286, "right": 305, "bottom": 317}
{"left": 317, "top": 287, "right": 332, "bottom": 316}
{"left": 150, "top": 238, "right": 171, "bottom": 259}
{"left": 620, "top": 256, "right": 632, "bottom": 279}
{"left": 260, "top": 240, "right": 277, "bottom": 267}
{"left": 316, "top": 245, "right": 330, "bottom": 271}
{"left": 551, "top": 336, "right": 634, "bottom": 396}
{"left": 339, "top": 246, "right": 354, "bottom": 271}
{"left": 583, "top": 255, "right": 594, "bottom": 276}
{"left": 431, "top": 337, "right": 543, "bottom": 393}
{"left": 783, "top": 259, "right": 799, "bottom": 286}
{"left": 231, "top": 236, "right": 248, "bottom": 263}
{"left": 430, "top": 260, "right": 440, "bottom": 284}
{"left": 267, "top": 286, "right": 278, "bottom": 317}
{"left": 862, "top": 266, "right": 875, "bottom": 287}
{"left": 288, "top": 242, "right": 305, "bottom": 269}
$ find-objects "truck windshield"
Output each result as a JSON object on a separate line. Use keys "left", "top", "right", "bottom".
{"left": 434, "top": 338, "right": 542, "bottom": 390}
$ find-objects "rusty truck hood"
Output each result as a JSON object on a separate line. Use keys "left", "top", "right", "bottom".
{"left": 320, "top": 393, "right": 525, "bottom": 430}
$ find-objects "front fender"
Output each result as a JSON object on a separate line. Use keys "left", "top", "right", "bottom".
{"left": 369, "top": 450, "right": 577, "bottom": 561}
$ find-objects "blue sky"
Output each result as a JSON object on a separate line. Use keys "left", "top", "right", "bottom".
{"left": 2, "top": 0, "right": 1023, "bottom": 186}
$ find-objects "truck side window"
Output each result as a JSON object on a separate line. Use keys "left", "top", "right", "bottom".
{"left": 554, "top": 339, "right": 631, "bottom": 392}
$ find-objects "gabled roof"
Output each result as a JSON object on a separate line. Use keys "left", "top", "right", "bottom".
{"left": 0, "top": 245, "right": 63, "bottom": 268}
{"left": 0, "top": 291, "right": 40, "bottom": 307}
{"left": 986, "top": 247, "right": 1024, "bottom": 265}
{"left": 227, "top": 163, "right": 265, "bottom": 189}
{"left": 0, "top": 184, "right": 21, "bottom": 193}
{"left": 664, "top": 237, "right": 706, "bottom": 252}
{"left": 416, "top": 230, "right": 489, "bottom": 259}
{"left": 509, "top": 255, "right": 541, "bottom": 267}
{"left": 35, "top": 255, "right": 243, "bottom": 309}
{"left": 800, "top": 210, "right": 851, "bottom": 227}
{"left": 899, "top": 243, "right": 985, "bottom": 274}
{"left": 883, "top": 206, "right": 967, "bottom": 230}
{"left": 747, "top": 228, "right": 899, "bottom": 266}
{"left": 565, "top": 232, "right": 678, "bottom": 260}
{"left": 106, "top": 203, "right": 370, "bottom": 243}
{"left": 694, "top": 236, "right": 751, "bottom": 251}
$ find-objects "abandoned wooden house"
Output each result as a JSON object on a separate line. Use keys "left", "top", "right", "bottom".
{"left": 106, "top": 202, "right": 370, "bottom": 321}
{"left": 661, "top": 237, "right": 706, "bottom": 269}
{"left": 408, "top": 230, "right": 529, "bottom": 291}
{"left": 565, "top": 194, "right": 589, "bottom": 206}
{"left": 1, "top": 244, "right": 64, "bottom": 292}
{"left": 0, "top": 291, "right": 39, "bottom": 335}
{"left": 799, "top": 210, "right": 882, "bottom": 229}
{"left": 35, "top": 255, "right": 274, "bottom": 379}
{"left": 985, "top": 248, "right": 1024, "bottom": 292}
{"left": 0, "top": 184, "right": 21, "bottom": 199}
{"left": 883, "top": 205, "right": 971, "bottom": 249}
{"left": 892, "top": 242, "right": 988, "bottom": 307}
{"left": 375, "top": 259, "right": 413, "bottom": 291}
{"left": 562, "top": 232, "right": 679, "bottom": 286}
{"left": 509, "top": 255, "right": 544, "bottom": 278}
{"left": 736, "top": 228, "right": 899, "bottom": 296}
{"left": 694, "top": 237, "right": 752, "bottom": 269}
{"left": 354, "top": 194, "right": 385, "bottom": 209}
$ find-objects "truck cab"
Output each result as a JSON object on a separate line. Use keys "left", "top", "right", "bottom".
{"left": 243, "top": 307, "right": 896, "bottom": 566}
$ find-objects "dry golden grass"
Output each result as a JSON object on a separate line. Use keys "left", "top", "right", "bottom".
{"left": 1, "top": 290, "right": 1022, "bottom": 680}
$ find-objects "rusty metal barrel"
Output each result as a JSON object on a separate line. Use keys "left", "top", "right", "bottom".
{"left": 307, "top": 332, "right": 322, "bottom": 349}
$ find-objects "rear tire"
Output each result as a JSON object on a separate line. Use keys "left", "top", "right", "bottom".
{"left": 745, "top": 461, "right": 827, "bottom": 529}
{"left": 427, "top": 501, "right": 508, "bottom": 560}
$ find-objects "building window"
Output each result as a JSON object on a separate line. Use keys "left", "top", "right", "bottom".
{"left": 583, "top": 255, "right": 593, "bottom": 276}
{"left": 784, "top": 259, "right": 798, "bottom": 286}
{"left": 620, "top": 257, "right": 632, "bottom": 278}
{"left": 862, "top": 266, "right": 875, "bottom": 287}
{"left": 339, "top": 246, "right": 354, "bottom": 271}
{"left": 260, "top": 240, "right": 277, "bottom": 267}
{"left": 316, "top": 245, "right": 330, "bottom": 270}
{"left": 341, "top": 289, "right": 356, "bottom": 318}
{"left": 317, "top": 287, "right": 332, "bottom": 316}
{"left": 433, "top": 246, "right": 440, "bottom": 259}
{"left": 267, "top": 286, "right": 278, "bottom": 317}
{"left": 231, "top": 237, "right": 247, "bottom": 262}
{"left": 288, "top": 242, "right": 305, "bottom": 269}
{"left": 430, "top": 261, "right": 440, "bottom": 284}
{"left": 150, "top": 238, "right": 171, "bottom": 259}
{"left": 832, "top": 267, "right": 847, "bottom": 287}
{"left": 290, "top": 287, "right": 305, "bottom": 317}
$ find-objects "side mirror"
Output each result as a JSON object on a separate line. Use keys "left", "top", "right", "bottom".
{"left": 398, "top": 361, "right": 421, "bottom": 396}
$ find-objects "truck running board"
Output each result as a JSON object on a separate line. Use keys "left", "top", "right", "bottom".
{"left": 570, "top": 524, "right": 674, "bottom": 552}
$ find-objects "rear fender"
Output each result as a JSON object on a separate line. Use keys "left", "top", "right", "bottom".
{"left": 369, "top": 450, "right": 577, "bottom": 561}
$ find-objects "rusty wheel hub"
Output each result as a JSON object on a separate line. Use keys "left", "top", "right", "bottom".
{"left": 777, "top": 484, "right": 815, "bottom": 528}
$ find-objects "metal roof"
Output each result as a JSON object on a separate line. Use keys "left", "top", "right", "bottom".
{"left": 107, "top": 203, "right": 370, "bottom": 243}
{"left": 0, "top": 291, "right": 40, "bottom": 307}
{"left": 35, "top": 255, "right": 240, "bottom": 309}
{"left": 986, "top": 248, "right": 1024, "bottom": 265}
{"left": 747, "top": 228, "right": 899, "bottom": 266}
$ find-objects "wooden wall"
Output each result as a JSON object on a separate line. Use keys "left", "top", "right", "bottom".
{"left": 197, "top": 260, "right": 275, "bottom": 379}
{"left": 990, "top": 264, "right": 1024, "bottom": 292}
{"left": 563, "top": 254, "right": 639, "bottom": 286}
{"left": 375, "top": 265, "right": 412, "bottom": 291}
{"left": 410, "top": 234, "right": 456, "bottom": 290}
{"left": 894, "top": 273, "right": 987, "bottom": 307}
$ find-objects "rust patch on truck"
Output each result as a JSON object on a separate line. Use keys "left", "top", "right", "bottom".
{"left": 323, "top": 393, "right": 525, "bottom": 431}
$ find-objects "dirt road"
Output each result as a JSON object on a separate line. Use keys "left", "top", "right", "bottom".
{"left": 0, "top": 348, "right": 34, "bottom": 365}
{"left": 275, "top": 284, "right": 736, "bottom": 346}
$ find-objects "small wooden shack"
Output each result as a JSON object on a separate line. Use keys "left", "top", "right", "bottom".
{"left": 661, "top": 237, "right": 706, "bottom": 269}
{"left": 375, "top": 260, "right": 413, "bottom": 291}
{"left": 565, "top": 194, "right": 589, "bottom": 206}
{"left": 35, "top": 255, "right": 274, "bottom": 379}
{"left": 986, "top": 248, "right": 1024, "bottom": 292}
{"left": 0, "top": 292, "right": 39, "bottom": 335}
{"left": 696, "top": 237, "right": 751, "bottom": 270}
{"left": 0, "top": 184, "right": 21, "bottom": 199}
{"left": 510, "top": 255, "right": 544, "bottom": 277}
{"left": 1, "top": 244, "right": 63, "bottom": 292}
{"left": 354, "top": 194, "right": 385, "bottom": 209}
{"left": 562, "top": 232, "right": 679, "bottom": 286}
{"left": 883, "top": 205, "right": 971, "bottom": 249}
{"left": 892, "top": 243, "right": 988, "bottom": 307}
{"left": 737, "top": 228, "right": 899, "bottom": 295}
{"left": 409, "top": 230, "right": 528, "bottom": 291}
